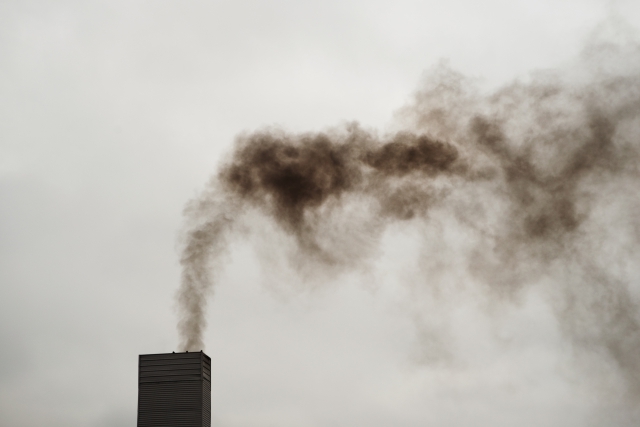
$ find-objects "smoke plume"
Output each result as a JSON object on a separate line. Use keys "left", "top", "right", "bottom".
{"left": 177, "top": 37, "right": 640, "bottom": 401}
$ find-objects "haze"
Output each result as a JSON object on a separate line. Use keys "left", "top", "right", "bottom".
{"left": 1, "top": 1, "right": 640, "bottom": 426}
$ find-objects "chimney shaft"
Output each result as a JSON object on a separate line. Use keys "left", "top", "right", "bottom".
{"left": 137, "top": 351, "right": 211, "bottom": 427}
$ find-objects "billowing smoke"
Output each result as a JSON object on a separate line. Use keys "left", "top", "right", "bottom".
{"left": 176, "top": 39, "right": 640, "bottom": 400}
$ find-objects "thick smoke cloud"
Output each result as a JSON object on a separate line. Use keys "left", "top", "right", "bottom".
{"left": 177, "top": 42, "right": 640, "bottom": 401}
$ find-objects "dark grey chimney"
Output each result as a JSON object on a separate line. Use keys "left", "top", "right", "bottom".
{"left": 137, "top": 351, "right": 211, "bottom": 427}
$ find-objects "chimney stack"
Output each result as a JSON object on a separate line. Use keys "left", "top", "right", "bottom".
{"left": 137, "top": 351, "right": 211, "bottom": 427}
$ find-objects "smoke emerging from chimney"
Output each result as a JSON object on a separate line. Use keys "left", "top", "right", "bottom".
{"left": 177, "top": 39, "right": 640, "bottom": 400}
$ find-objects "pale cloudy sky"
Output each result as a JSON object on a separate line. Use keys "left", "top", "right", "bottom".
{"left": 2, "top": 1, "right": 640, "bottom": 427}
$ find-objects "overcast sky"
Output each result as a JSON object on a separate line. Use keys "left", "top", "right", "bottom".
{"left": 2, "top": 1, "right": 640, "bottom": 427}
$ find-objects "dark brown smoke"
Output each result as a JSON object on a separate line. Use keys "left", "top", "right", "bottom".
{"left": 221, "top": 130, "right": 462, "bottom": 230}
{"left": 176, "top": 39, "right": 640, "bottom": 402}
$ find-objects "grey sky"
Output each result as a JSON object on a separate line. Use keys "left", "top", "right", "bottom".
{"left": 1, "top": 1, "right": 640, "bottom": 426}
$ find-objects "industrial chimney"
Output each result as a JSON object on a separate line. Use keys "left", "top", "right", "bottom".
{"left": 137, "top": 351, "right": 211, "bottom": 427}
